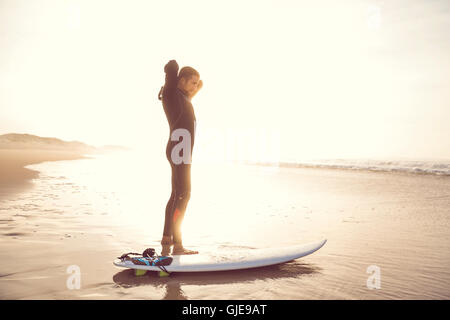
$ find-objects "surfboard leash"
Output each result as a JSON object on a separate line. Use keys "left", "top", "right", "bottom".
{"left": 118, "top": 249, "right": 172, "bottom": 274}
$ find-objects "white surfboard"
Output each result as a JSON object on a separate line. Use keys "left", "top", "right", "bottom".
{"left": 113, "top": 239, "right": 326, "bottom": 274}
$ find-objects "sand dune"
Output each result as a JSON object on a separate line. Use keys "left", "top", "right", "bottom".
{"left": 0, "top": 133, "right": 127, "bottom": 192}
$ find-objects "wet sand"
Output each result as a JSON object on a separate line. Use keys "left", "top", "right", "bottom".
{"left": 0, "top": 152, "right": 449, "bottom": 300}
{"left": 0, "top": 149, "right": 86, "bottom": 198}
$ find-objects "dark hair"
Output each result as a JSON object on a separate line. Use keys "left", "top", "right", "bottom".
{"left": 177, "top": 66, "right": 200, "bottom": 82}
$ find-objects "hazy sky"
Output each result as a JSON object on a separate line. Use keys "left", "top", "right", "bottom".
{"left": 1, "top": 0, "right": 449, "bottom": 161}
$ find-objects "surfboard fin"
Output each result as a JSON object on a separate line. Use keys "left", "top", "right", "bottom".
{"left": 134, "top": 269, "right": 147, "bottom": 277}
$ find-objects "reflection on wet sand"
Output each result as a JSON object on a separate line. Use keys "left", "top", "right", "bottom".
{"left": 112, "top": 261, "right": 322, "bottom": 300}
{"left": 0, "top": 149, "right": 86, "bottom": 200}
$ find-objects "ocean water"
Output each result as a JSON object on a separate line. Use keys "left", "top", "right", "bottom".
{"left": 1, "top": 151, "right": 450, "bottom": 299}
{"left": 258, "top": 158, "right": 450, "bottom": 176}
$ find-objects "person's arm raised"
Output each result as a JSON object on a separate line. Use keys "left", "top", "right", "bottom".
{"left": 163, "top": 60, "right": 179, "bottom": 96}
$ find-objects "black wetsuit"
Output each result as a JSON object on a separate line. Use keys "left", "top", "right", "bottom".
{"left": 158, "top": 60, "right": 196, "bottom": 245}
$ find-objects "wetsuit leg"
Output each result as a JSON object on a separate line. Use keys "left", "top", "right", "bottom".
{"left": 172, "top": 163, "right": 191, "bottom": 245}
{"left": 162, "top": 150, "right": 191, "bottom": 245}
{"left": 162, "top": 189, "right": 176, "bottom": 241}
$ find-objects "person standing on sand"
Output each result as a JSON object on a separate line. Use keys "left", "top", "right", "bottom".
{"left": 158, "top": 59, "right": 203, "bottom": 256}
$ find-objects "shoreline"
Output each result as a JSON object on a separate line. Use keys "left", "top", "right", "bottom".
{"left": 0, "top": 148, "right": 88, "bottom": 198}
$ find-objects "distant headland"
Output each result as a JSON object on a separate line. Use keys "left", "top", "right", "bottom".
{"left": 0, "top": 133, "right": 129, "bottom": 153}
{"left": 0, "top": 133, "right": 129, "bottom": 194}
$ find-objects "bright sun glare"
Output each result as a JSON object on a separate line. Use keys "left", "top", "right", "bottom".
{"left": 1, "top": 0, "right": 450, "bottom": 160}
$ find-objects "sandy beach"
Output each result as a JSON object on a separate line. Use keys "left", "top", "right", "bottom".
{"left": 0, "top": 149, "right": 87, "bottom": 198}
{"left": 0, "top": 151, "right": 449, "bottom": 300}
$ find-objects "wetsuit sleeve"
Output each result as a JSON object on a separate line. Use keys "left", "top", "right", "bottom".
{"left": 163, "top": 60, "right": 179, "bottom": 96}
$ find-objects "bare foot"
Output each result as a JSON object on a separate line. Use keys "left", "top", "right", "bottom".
{"left": 161, "top": 245, "right": 172, "bottom": 256}
{"left": 172, "top": 246, "right": 199, "bottom": 255}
